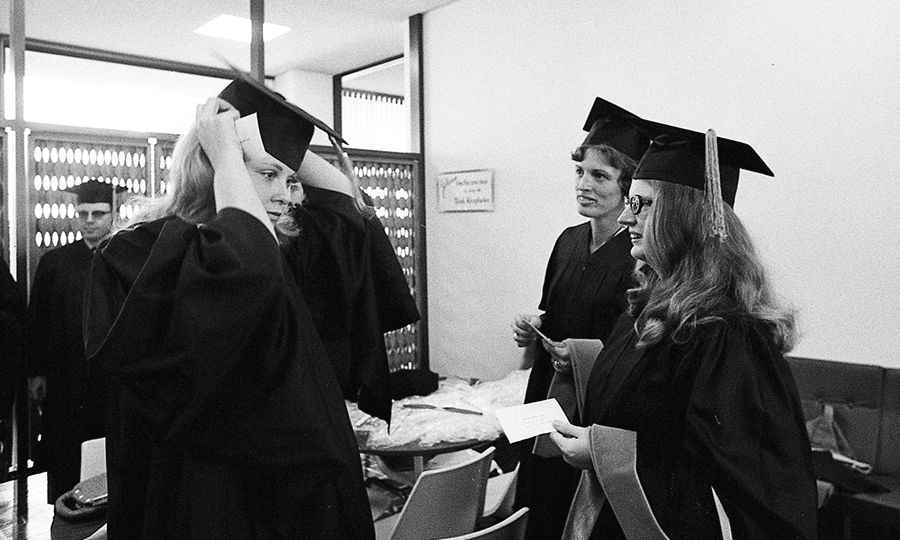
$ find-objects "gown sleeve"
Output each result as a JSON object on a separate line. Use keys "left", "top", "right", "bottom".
{"left": 537, "top": 232, "right": 565, "bottom": 313}
{"left": 359, "top": 190, "right": 420, "bottom": 332}
{"left": 86, "top": 209, "right": 347, "bottom": 475}
{"left": 284, "top": 186, "right": 406, "bottom": 423}
{"left": 683, "top": 321, "right": 818, "bottom": 540}
{"left": 25, "top": 249, "right": 59, "bottom": 377}
{"left": 1, "top": 260, "right": 26, "bottom": 414}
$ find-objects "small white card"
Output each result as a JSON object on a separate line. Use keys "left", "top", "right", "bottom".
{"left": 234, "top": 113, "right": 267, "bottom": 159}
{"left": 494, "top": 398, "right": 569, "bottom": 443}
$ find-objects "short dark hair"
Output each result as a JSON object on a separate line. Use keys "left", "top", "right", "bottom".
{"left": 571, "top": 144, "right": 638, "bottom": 197}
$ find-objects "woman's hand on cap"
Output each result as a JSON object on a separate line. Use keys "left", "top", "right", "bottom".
{"left": 195, "top": 97, "right": 242, "bottom": 168}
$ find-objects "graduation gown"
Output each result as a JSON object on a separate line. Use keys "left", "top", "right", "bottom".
{"left": 516, "top": 222, "right": 634, "bottom": 540}
{"left": 578, "top": 313, "right": 818, "bottom": 540}
{"left": 1, "top": 259, "right": 26, "bottom": 463}
{"left": 26, "top": 239, "right": 107, "bottom": 502}
{"left": 84, "top": 208, "right": 374, "bottom": 540}
{"left": 283, "top": 186, "right": 420, "bottom": 424}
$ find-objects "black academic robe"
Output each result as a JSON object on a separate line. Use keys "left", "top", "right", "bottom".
{"left": 581, "top": 312, "right": 818, "bottom": 540}
{"left": 516, "top": 222, "right": 634, "bottom": 540}
{"left": 26, "top": 239, "right": 107, "bottom": 502}
{"left": 358, "top": 191, "right": 420, "bottom": 336}
{"left": 84, "top": 209, "right": 375, "bottom": 540}
{"left": 1, "top": 259, "right": 26, "bottom": 466}
{"left": 283, "top": 186, "right": 420, "bottom": 424}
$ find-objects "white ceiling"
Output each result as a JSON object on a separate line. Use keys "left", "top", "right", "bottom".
{"left": 1, "top": 0, "right": 457, "bottom": 76}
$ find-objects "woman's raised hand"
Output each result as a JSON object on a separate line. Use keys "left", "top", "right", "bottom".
{"left": 194, "top": 97, "right": 273, "bottom": 237}
{"left": 195, "top": 97, "right": 243, "bottom": 169}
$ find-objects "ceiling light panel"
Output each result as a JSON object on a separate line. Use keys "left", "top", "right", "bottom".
{"left": 195, "top": 14, "right": 290, "bottom": 43}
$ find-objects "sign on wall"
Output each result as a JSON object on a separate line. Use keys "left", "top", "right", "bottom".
{"left": 437, "top": 169, "right": 494, "bottom": 212}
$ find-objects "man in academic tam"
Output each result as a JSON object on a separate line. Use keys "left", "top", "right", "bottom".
{"left": 26, "top": 178, "right": 126, "bottom": 503}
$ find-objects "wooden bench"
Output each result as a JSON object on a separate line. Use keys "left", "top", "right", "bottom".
{"left": 788, "top": 357, "right": 900, "bottom": 540}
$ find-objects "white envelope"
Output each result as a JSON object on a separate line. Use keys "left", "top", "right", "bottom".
{"left": 234, "top": 113, "right": 268, "bottom": 159}
{"left": 494, "top": 398, "right": 569, "bottom": 444}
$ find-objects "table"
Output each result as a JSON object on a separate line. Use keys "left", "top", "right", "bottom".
{"left": 358, "top": 434, "right": 499, "bottom": 480}
{"left": 350, "top": 369, "right": 526, "bottom": 492}
{"left": 1, "top": 472, "right": 54, "bottom": 540}
{"left": 357, "top": 434, "right": 503, "bottom": 523}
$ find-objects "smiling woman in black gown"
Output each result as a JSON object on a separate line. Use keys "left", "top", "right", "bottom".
{"left": 510, "top": 98, "right": 649, "bottom": 540}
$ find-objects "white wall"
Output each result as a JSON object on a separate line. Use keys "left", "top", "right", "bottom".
{"left": 422, "top": 0, "right": 900, "bottom": 379}
{"left": 274, "top": 69, "right": 335, "bottom": 147}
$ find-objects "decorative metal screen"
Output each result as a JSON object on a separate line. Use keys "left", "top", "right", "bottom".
{"left": 154, "top": 138, "right": 176, "bottom": 197}
{"left": 322, "top": 148, "right": 422, "bottom": 371}
{"left": 25, "top": 136, "right": 423, "bottom": 372}
{"left": 28, "top": 133, "right": 177, "bottom": 279}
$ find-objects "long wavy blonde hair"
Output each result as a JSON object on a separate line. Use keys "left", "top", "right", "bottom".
{"left": 122, "top": 126, "right": 297, "bottom": 235}
{"left": 121, "top": 126, "right": 216, "bottom": 230}
{"left": 628, "top": 180, "right": 797, "bottom": 352}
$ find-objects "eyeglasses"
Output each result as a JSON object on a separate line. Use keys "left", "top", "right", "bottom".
{"left": 76, "top": 210, "right": 110, "bottom": 220}
{"left": 625, "top": 195, "right": 652, "bottom": 215}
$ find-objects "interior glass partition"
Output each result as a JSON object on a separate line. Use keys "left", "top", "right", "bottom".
{"left": 338, "top": 57, "right": 410, "bottom": 153}
{"left": 4, "top": 49, "right": 228, "bottom": 133}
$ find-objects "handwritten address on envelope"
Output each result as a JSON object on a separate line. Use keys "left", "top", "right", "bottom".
{"left": 494, "top": 398, "right": 568, "bottom": 443}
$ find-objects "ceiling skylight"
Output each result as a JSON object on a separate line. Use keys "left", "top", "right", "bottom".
{"left": 195, "top": 14, "right": 291, "bottom": 43}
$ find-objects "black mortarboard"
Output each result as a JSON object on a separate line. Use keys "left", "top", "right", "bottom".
{"left": 629, "top": 119, "right": 773, "bottom": 208}
{"left": 581, "top": 97, "right": 651, "bottom": 162}
{"left": 63, "top": 178, "right": 127, "bottom": 205}
{"left": 218, "top": 70, "right": 344, "bottom": 172}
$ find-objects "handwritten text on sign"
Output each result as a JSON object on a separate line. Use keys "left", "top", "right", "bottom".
{"left": 437, "top": 169, "right": 495, "bottom": 212}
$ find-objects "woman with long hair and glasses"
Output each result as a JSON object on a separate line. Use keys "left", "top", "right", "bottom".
{"left": 550, "top": 125, "right": 817, "bottom": 539}
{"left": 84, "top": 79, "right": 375, "bottom": 539}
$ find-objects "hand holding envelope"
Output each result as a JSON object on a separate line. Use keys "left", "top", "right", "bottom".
{"left": 494, "top": 398, "right": 569, "bottom": 444}
{"left": 495, "top": 399, "right": 595, "bottom": 469}
{"left": 526, "top": 321, "right": 560, "bottom": 347}
{"left": 527, "top": 321, "right": 572, "bottom": 373}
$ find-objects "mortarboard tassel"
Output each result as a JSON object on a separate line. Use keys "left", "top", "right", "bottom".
{"left": 705, "top": 129, "right": 727, "bottom": 242}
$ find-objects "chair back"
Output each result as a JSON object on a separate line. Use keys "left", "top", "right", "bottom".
{"left": 444, "top": 508, "right": 529, "bottom": 540}
{"left": 482, "top": 463, "right": 519, "bottom": 519}
{"left": 80, "top": 437, "right": 106, "bottom": 481}
{"left": 387, "top": 446, "right": 495, "bottom": 540}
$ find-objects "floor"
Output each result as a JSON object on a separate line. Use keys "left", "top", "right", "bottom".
{"left": 0, "top": 473, "right": 53, "bottom": 540}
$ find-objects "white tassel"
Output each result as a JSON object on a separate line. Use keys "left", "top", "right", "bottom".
{"left": 705, "top": 129, "right": 727, "bottom": 242}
